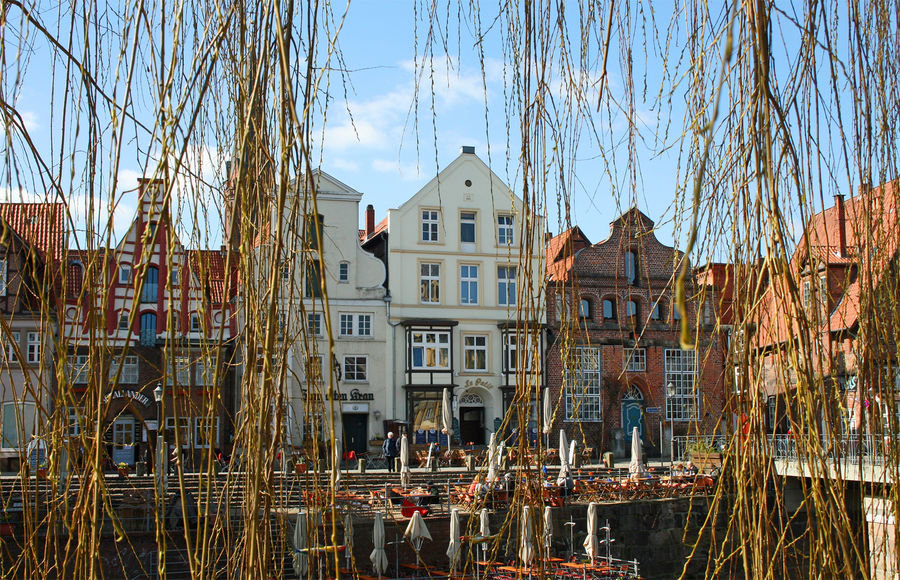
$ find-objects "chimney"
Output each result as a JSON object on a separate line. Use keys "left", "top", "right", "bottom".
{"left": 461, "top": 145, "right": 476, "bottom": 155}
{"left": 834, "top": 194, "right": 846, "bottom": 258}
{"left": 365, "top": 204, "right": 375, "bottom": 237}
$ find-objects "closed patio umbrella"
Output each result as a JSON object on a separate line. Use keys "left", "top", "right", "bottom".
{"left": 519, "top": 505, "right": 534, "bottom": 566}
{"left": 583, "top": 502, "right": 599, "bottom": 561}
{"left": 400, "top": 433, "right": 410, "bottom": 488}
{"left": 404, "top": 510, "right": 432, "bottom": 553}
{"left": 344, "top": 512, "right": 354, "bottom": 569}
{"left": 370, "top": 512, "right": 388, "bottom": 578}
{"left": 292, "top": 512, "right": 308, "bottom": 577}
{"left": 628, "top": 427, "right": 648, "bottom": 478}
{"left": 557, "top": 430, "right": 570, "bottom": 486}
{"left": 543, "top": 505, "right": 554, "bottom": 554}
{"left": 569, "top": 438, "right": 577, "bottom": 465}
{"left": 542, "top": 388, "right": 552, "bottom": 434}
{"left": 478, "top": 508, "right": 491, "bottom": 580}
{"left": 442, "top": 388, "right": 453, "bottom": 461}
{"left": 447, "top": 508, "right": 461, "bottom": 572}
{"left": 486, "top": 433, "right": 497, "bottom": 483}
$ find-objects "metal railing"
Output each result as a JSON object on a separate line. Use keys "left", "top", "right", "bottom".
{"left": 767, "top": 434, "right": 891, "bottom": 465}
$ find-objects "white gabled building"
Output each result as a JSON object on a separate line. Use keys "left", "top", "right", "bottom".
{"left": 270, "top": 171, "right": 389, "bottom": 456}
{"left": 363, "top": 146, "right": 545, "bottom": 447}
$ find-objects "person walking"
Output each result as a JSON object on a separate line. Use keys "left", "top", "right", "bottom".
{"left": 383, "top": 432, "right": 398, "bottom": 472}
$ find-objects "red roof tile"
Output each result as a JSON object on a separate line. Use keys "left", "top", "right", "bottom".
{"left": 545, "top": 227, "right": 591, "bottom": 281}
{"left": 0, "top": 203, "right": 65, "bottom": 262}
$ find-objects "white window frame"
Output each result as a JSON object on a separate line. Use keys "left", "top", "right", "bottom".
{"left": 166, "top": 416, "right": 193, "bottom": 446}
{"left": 665, "top": 349, "right": 699, "bottom": 421}
{"left": 419, "top": 263, "right": 440, "bottom": 304}
{"left": 109, "top": 355, "right": 139, "bottom": 384}
{"left": 498, "top": 266, "right": 517, "bottom": 306}
{"left": 26, "top": 332, "right": 40, "bottom": 364}
{"left": 421, "top": 209, "right": 440, "bottom": 243}
{"left": 624, "top": 348, "right": 646, "bottom": 372}
{"left": 5, "top": 331, "right": 19, "bottom": 362}
{"left": 66, "top": 407, "right": 82, "bottom": 438}
{"left": 343, "top": 355, "right": 368, "bottom": 382}
{"left": 119, "top": 264, "right": 131, "bottom": 285}
{"left": 119, "top": 312, "right": 129, "bottom": 331}
{"left": 194, "top": 416, "right": 220, "bottom": 449}
{"left": 460, "top": 264, "right": 479, "bottom": 305}
{"left": 338, "top": 261, "right": 350, "bottom": 283}
{"left": 460, "top": 211, "right": 477, "bottom": 249}
{"left": 564, "top": 347, "right": 602, "bottom": 422}
{"left": 410, "top": 331, "right": 450, "bottom": 370}
{"left": 190, "top": 313, "right": 201, "bottom": 333}
{"left": 171, "top": 265, "right": 179, "bottom": 285}
{"left": 69, "top": 354, "right": 90, "bottom": 384}
{"left": 339, "top": 313, "right": 372, "bottom": 337}
{"left": 463, "top": 334, "right": 488, "bottom": 372}
{"left": 303, "top": 355, "right": 324, "bottom": 384}
{"left": 497, "top": 215, "right": 514, "bottom": 246}
{"left": 175, "top": 356, "right": 192, "bottom": 386}
{"left": 0, "top": 257, "right": 7, "bottom": 295}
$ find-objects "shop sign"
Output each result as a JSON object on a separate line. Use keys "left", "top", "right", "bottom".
{"left": 104, "top": 389, "right": 151, "bottom": 407}
{"left": 463, "top": 377, "right": 493, "bottom": 390}
{"left": 339, "top": 388, "right": 374, "bottom": 401}
{"left": 645, "top": 407, "right": 661, "bottom": 414}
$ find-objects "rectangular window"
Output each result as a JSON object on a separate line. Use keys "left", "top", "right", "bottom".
{"left": 504, "top": 332, "right": 535, "bottom": 373}
{"left": 421, "top": 210, "right": 440, "bottom": 242}
{"left": 5, "top": 331, "right": 19, "bottom": 362}
{"left": 818, "top": 276, "right": 828, "bottom": 319}
{"left": 339, "top": 313, "right": 372, "bottom": 337}
{"left": 344, "top": 355, "right": 368, "bottom": 382}
{"left": 306, "top": 312, "right": 322, "bottom": 336}
{"left": 190, "top": 313, "right": 201, "bottom": 332}
{"left": 624, "top": 348, "right": 646, "bottom": 372}
{"left": 497, "top": 215, "right": 514, "bottom": 245}
{"left": 69, "top": 354, "right": 90, "bottom": 384}
{"left": 194, "top": 417, "right": 219, "bottom": 448}
{"left": 175, "top": 356, "right": 192, "bottom": 386}
{"left": 67, "top": 407, "right": 81, "bottom": 438}
{"left": 419, "top": 263, "right": 440, "bottom": 304}
{"left": 802, "top": 280, "right": 811, "bottom": 313}
{"left": 665, "top": 349, "right": 698, "bottom": 421}
{"left": 338, "top": 262, "right": 350, "bottom": 283}
{"left": 463, "top": 335, "right": 487, "bottom": 371}
{"left": 1, "top": 401, "right": 36, "bottom": 449}
{"left": 109, "top": 355, "right": 139, "bottom": 384}
{"left": 171, "top": 266, "right": 179, "bottom": 285}
{"left": 603, "top": 299, "right": 615, "bottom": 319}
{"left": 305, "top": 261, "right": 322, "bottom": 298}
{"left": 118, "top": 312, "right": 129, "bottom": 330}
{"left": 306, "top": 213, "right": 324, "bottom": 251}
{"left": 460, "top": 264, "right": 479, "bottom": 305}
{"left": 119, "top": 265, "right": 131, "bottom": 285}
{"left": 26, "top": 332, "right": 40, "bottom": 364}
{"left": 498, "top": 266, "right": 516, "bottom": 306}
{"left": 625, "top": 251, "right": 637, "bottom": 285}
{"left": 651, "top": 302, "right": 662, "bottom": 320}
{"left": 0, "top": 258, "right": 7, "bottom": 295}
{"left": 564, "top": 347, "right": 602, "bottom": 421}
{"left": 410, "top": 331, "right": 450, "bottom": 369}
{"left": 460, "top": 211, "right": 476, "bottom": 248}
{"left": 198, "top": 355, "right": 215, "bottom": 386}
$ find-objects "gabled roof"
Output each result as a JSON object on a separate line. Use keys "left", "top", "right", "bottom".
{"left": 188, "top": 249, "right": 233, "bottom": 303}
{"left": 0, "top": 203, "right": 65, "bottom": 262}
{"left": 546, "top": 226, "right": 591, "bottom": 281}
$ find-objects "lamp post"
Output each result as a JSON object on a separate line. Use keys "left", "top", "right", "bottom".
{"left": 152, "top": 381, "right": 165, "bottom": 568}
{"left": 665, "top": 382, "right": 676, "bottom": 461}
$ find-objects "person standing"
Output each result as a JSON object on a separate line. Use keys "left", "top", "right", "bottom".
{"left": 382, "top": 432, "right": 398, "bottom": 472}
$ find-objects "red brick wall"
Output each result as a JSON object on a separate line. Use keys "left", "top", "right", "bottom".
{"left": 545, "top": 209, "right": 726, "bottom": 454}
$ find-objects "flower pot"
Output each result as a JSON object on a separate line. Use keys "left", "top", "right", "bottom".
{"left": 117, "top": 468, "right": 129, "bottom": 479}
{"left": 36, "top": 468, "right": 48, "bottom": 480}
{"left": 295, "top": 463, "right": 308, "bottom": 475}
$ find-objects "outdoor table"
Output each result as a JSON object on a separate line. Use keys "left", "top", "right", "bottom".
{"left": 498, "top": 564, "right": 534, "bottom": 579}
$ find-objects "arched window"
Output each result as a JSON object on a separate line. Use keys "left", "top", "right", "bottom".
{"left": 579, "top": 297, "right": 591, "bottom": 318}
{"left": 651, "top": 301, "right": 663, "bottom": 320}
{"left": 626, "top": 299, "right": 638, "bottom": 319}
{"left": 139, "top": 312, "right": 157, "bottom": 346}
{"left": 141, "top": 266, "right": 159, "bottom": 303}
{"left": 602, "top": 299, "right": 616, "bottom": 320}
{"left": 623, "top": 385, "right": 644, "bottom": 400}
{"left": 625, "top": 251, "right": 638, "bottom": 285}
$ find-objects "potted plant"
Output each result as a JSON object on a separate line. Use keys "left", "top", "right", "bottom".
{"left": 294, "top": 456, "right": 308, "bottom": 475}
{"left": 687, "top": 441, "right": 722, "bottom": 473}
{"left": 116, "top": 462, "right": 130, "bottom": 478}
{"left": 35, "top": 461, "right": 49, "bottom": 479}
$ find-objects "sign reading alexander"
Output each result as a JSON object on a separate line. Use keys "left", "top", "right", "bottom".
{"left": 104, "top": 389, "right": 152, "bottom": 407}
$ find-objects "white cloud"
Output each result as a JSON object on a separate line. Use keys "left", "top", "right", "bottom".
{"left": 371, "top": 158, "right": 423, "bottom": 180}
{"left": 0, "top": 186, "right": 44, "bottom": 203}
{"left": 19, "top": 111, "right": 39, "bottom": 132}
{"left": 331, "top": 157, "right": 360, "bottom": 172}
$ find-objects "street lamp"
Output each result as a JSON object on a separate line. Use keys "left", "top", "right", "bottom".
{"left": 665, "top": 383, "right": 676, "bottom": 461}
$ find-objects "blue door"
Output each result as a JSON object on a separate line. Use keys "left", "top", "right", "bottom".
{"left": 622, "top": 385, "right": 645, "bottom": 439}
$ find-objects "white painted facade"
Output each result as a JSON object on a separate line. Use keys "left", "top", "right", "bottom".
{"left": 275, "top": 171, "right": 389, "bottom": 454}
{"left": 374, "top": 148, "right": 545, "bottom": 447}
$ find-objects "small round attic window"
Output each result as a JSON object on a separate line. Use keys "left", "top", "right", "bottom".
{"left": 465, "top": 179, "right": 472, "bottom": 187}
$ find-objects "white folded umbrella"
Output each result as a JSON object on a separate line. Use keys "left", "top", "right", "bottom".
{"left": 446, "top": 508, "right": 461, "bottom": 571}
{"left": 370, "top": 512, "right": 388, "bottom": 578}
{"left": 583, "top": 502, "right": 599, "bottom": 560}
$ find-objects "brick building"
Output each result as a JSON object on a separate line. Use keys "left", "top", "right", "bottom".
{"left": 545, "top": 208, "right": 725, "bottom": 456}
{"left": 63, "top": 178, "right": 238, "bottom": 467}
{"left": 0, "top": 203, "right": 65, "bottom": 470}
